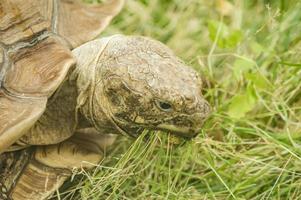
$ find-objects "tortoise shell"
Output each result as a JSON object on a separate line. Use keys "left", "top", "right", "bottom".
{"left": 0, "top": 0, "right": 124, "bottom": 153}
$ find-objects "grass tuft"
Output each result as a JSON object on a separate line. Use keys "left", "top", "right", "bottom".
{"left": 55, "top": 0, "right": 301, "bottom": 199}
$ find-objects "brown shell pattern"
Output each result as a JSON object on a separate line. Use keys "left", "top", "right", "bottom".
{"left": 0, "top": 0, "right": 124, "bottom": 152}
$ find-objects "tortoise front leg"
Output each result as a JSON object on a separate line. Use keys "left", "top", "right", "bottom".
{"left": 0, "top": 148, "right": 32, "bottom": 200}
{"left": 6, "top": 131, "right": 116, "bottom": 200}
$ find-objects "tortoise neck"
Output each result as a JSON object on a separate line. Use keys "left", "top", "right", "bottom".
{"left": 18, "top": 74, "right": 80, "bottom": 145}
{"left": 56, "top": 71, "right": 93, "bottom": 130}
{"left": 70, "top": 38, "right": 126, "bottom": 135}
{"left": 69, "top": 61, "right": 120, "bottom": 134}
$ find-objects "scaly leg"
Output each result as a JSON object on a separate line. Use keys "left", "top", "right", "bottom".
{"left": 1, "top": 131, "right": 117, "bottom": 200}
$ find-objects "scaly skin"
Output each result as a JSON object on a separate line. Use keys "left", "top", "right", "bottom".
{"left": 0, "top": 35, "right": 210, "bottom": 199}
{"left": 75, "top": 35, "right": 211, "bottom": 138}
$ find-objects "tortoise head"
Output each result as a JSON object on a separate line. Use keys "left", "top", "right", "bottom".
{"left": 74, "top": 35, "right": 210, "bottom": 139}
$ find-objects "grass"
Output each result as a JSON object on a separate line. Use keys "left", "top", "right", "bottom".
{"left": 55, "top": 0, "right": 301, "bottom": 199}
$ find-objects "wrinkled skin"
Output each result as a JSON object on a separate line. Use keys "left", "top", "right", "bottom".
{"left": 1, "top": 35, "right": 211, "bottom": 199}
{"left": 76, "top": 35, "right": 211, "bottom": 139}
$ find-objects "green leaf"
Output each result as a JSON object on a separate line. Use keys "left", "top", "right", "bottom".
{"left": 227, "top": 84, "right": 258, "bottom": 119}
{"left": 250, "top": 41, "right": 264, "bottom": 55}
{"left": 233, "top": 58, "right": 255, "bottom": 79}
{"left": 208, "top": 20, "right": 243, "bottom": 48}
{"left": 245, "top": 72, "right": 271, "bottom": 90}
{"left": 227, "top": 30, "right": 243, "bottom": 48}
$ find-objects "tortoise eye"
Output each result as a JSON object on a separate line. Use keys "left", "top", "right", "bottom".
{"left": 155, "top": 100, "right": 173, "bottom": 112}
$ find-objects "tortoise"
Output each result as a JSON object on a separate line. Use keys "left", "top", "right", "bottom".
{"left": 0, "top": 0, "right": 211, "bottom": 199}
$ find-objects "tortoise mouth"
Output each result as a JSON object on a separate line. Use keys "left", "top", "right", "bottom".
{"left": 108, "top": 113, "right": 200, "bottom": 142}
{"left": 156, "top": 124, "right": 199, "bottom": 139}
{"left": 111, "top": 118, "right": 198, "bottom": 141}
